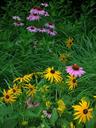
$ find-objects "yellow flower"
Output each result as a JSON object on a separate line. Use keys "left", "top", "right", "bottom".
{"left": 9, "top": 84, "right": 22, "bottom": 96}
{"left": 23, "top": 74, "right": 33, "bottom": 83}
{"left": 93, "top": 96, "right": 96, "bottom": 99}
{"left": 66, "top": 75, "right": 77, "bottom": 90}
{"left": 69, "top": 122, "right": 75, "bottom": 128}
{"left": 25, "top": 84, "right": 36, "bottom": 97}
{"left": 13, "top": 77, "right": 23, "bottom": 83}
{"left": 13, "top": 74, "right": 32, "bottom": 83}
{"left": 43, "top": 67, "right": 63, "bottom": 83}
{"left": 1, "top": 89, "right": 16, "bottom": 104}
{"left": 66, "top": 37, "right": 74, "bottom": 48}
{"left": 57, "top": 99, "right": 66, "bottom": 115}
{"left": 46, "top": 101, "right": 52, "bottom": 108}
{"left": 72, "top": 100, "right": 93, "bottom": 123}
{"left": 59, "top": 53, "right": 70, "bottom": 63}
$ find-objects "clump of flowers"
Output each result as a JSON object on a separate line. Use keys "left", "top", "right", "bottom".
{"left": 0, "top": 64, "right": 95, "bottom": 127}
{"left": 12, "top": 16, "right": 24, "bottom": 26}
{"left": 44, "top": 22, "right": 57, "bottom": 36}
{"left": 12, "top": 4, "right": 57, "bottom": 37}
{"left": 66, "top": 64, "right": 85, "bottom": 77}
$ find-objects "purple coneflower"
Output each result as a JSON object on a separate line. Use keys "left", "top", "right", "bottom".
{"left": 26, "top": 26, "right": 37, "bottom": 32}
{"left": 30, "top": 7, "right": 45, "bottom": 15}
{"left": 41, "top": 3, "right": 48, "bottom": 7}
{"left": 27, "top": 14, "right": 40, "bottom": 21}
{"left": 13, "top": 22, "right": 24, "bottom": 26}
{"left": 66, "top": 64, "right": 85, "bottom": 77}
{"left": 37, "top": 28, "right": 47, "bottom": 33}
{"left": 45, "top": 22, "right": 55, "bottom": 29}
{"left": 44, "top": 11, "right": 49, "bottom": 16}
{"left": 47, "top": 29, "right": 57, "bottom": 36}
{"left": 43, "top": 110, "right": 51, "bottom": 119}
{"left": 12, "top": 16, "right": 21, "bottom": 21}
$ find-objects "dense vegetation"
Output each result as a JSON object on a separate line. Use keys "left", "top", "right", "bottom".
{"left": 0, "top": 0, "right": 96, "bottom": 128}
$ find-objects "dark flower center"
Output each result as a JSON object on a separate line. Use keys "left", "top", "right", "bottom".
{"left": 31, "top": 27, "right": 35, "bottom": 29}
{"left": 72, "top": 79, "right": 76, "bottom": 83}
{"left": 48, "top": 23, "right": 53, "bottom": 25}
{"left": 6, "top": 95, "right": 9, "bottom": 99}
{"left": 16, "top": 21, "right": 21, "bottom": 24}
{"left": 30, "top": 87, "right": 33, "bottom": 91}
{"left": 33, "top": 14, "right": 38, "bottom": 16}
{"left": 50, "top": 70, "right": 55, "bottom": 74}
{"left": 83, "top": 109, "right": 88, "bottom": 114}
{"left": 37, "top": 7, "right": 43, "bottom": 11}
{"left": 13, "top": 89, "right": 16, "bottom": 93}
{"left": 72, "top": 64, "right": 79, "bottom": 70}
{"left": 49, "top": 29, "right": 53, "bottom": 32}
{"left": 69, "top": 42, "right": 72, "bottom": 44}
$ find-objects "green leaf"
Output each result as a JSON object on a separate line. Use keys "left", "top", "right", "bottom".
{"left": 42, "top": 119, "right": 50, "bottom": 128}
{"left": 50, "top": 108, "right": 58, "bottom": 126}
{"left": 2, "top": 119, "right": 17, "bottom": 128}
{"left": 86, "top": 119, "right": 96, "bottom": 128}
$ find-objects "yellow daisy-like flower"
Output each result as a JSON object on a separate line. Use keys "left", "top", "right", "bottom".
{"left": 59, "top": 53, "right": 70, "bottom": 63}
{"left": 13, "top": 77, "right": 23, "bottom": 83}
{"left": 1, "top": 89, "right": 16, "bottom": 104}
{"left": 25, "top": 84, "right": 36, "bottom": 97}
{"left": 9, "top": 84, "right": 22, "bottom": 96}
{"left": 46, "top": 101, "right": 52, "bottom": 108}
{"left": 72, "top": 100, "right": 93, "bottom": 123}
{"left": 66, "top": 75, "right": 77, "bottom": 90}
{"left": 66, "top": 37, "right": 74, "bottom": 48}
{"left": 43, "top": 67, "right": 63, "bottom": 83}
{"left": 57, "top": 99, "right": 66, "bottom": 115}
{"left": 23, "top": 74, "right": 33, "bottom": 83}
{"left": 93, "top": 96, "right": 96, "bottom": 99}
{"left": 13, "top": 74, "right": 32, "bottom": 83}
